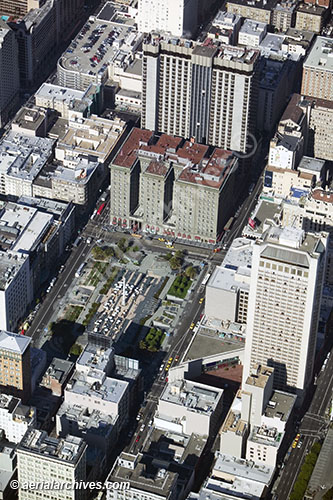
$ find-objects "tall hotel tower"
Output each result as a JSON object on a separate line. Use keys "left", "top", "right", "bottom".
{"left": 243, "top": 226, "right": 327, "bottom": 399}
{"left": 142, "top": 36, "right": 259, "bottom": 153}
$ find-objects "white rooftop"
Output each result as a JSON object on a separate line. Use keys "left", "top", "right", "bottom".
{"left": 0, "top": 330, "right": 31, "bottom": 355}
{"left": 213, "top": 452, "right": 274, "bottom": 484}
{"left": 304, "top": 36, "right": 333, "bottom": 71}
{"left": 35, "top": 83, "right": 85, "bottom": 102}
{"left": 160, "top": 379, "right": 222, "bottom": 414}
{"left": 240, "top": 19, "right": 267, "bottom": 36}
{"left": 0, "top": 132, "right": 54, "bottom": 181}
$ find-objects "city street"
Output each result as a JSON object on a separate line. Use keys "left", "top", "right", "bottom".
{"left": 273, "top": 352, "right": 333, "bottom": 499}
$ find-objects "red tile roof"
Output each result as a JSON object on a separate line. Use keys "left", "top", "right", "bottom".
{"left": 113, "top": 128, "right": 153, "bottom": 168}
{"left": 178, "top": 148, "right": 235, "bottom": 188}
{"left": 145, "top": 160, "right": 168, "bottom": 176}
{"left": 312, "top": 189, "right": 333, "bottom": 203}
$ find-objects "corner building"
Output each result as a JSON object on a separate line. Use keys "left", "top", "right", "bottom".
{"left": 243, "top": 227, "right": 327, "bottom": 400}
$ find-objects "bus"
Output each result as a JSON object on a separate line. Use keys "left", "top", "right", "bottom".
{"left": 75, "top": 262, "right": 86, "bottom": 278}
{"left": 201, "top": 272, "right": 211, "bottom": 287}
{"left": 97, "top": 203, "right": 105, "bottom": 215}
{"left": 224, "top": 217, "right": 234, "bottom": 232}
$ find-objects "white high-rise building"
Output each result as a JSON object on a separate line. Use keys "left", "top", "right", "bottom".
{"left": 0, "top": 20, "right": 19, "bottom": 128}
{"left": 137, "top": 0, "right": 199, "bottom": 37}
{"left": 243, "top": 226, "right": 327, "bottom": 398}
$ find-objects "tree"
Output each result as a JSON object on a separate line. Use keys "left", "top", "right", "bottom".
{"left": 169, "top": 256, "right": 181, "bottom": 270}
{"left": 311, "top": 442, "right": 321, "bottom": 456}
{"left": 70, "top": 343, "right": 83, "bottom": 356}
{"left": 117, "top": 238, "right": 127, "bottom": 252}
{"left": 185, "top": 266, "right": 196, "bottom": 279}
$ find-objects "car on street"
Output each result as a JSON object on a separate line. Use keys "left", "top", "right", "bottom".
{"left": 199, "top": 297, "right": 204, "bottom": 304}
{"left": 190, "top": 322, "right": 195, "bottom": 330}
{"left": 135, "top": 434, "right": 140, "bottom": 442}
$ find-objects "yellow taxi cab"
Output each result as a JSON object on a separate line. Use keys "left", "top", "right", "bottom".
{"left": 190, "top": 322, "right": 195, "bottom": 330}
{"left": 199, "top": 297, "right": 204, "bottom": 304}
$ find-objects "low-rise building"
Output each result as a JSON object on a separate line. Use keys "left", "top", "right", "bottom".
{"left": 246, "top": 390, "right": 296, "bottom": 466}
{"left": 226, "top": 0, "right": 276, "bottom": 24}
{"left": 0, "top": 440, "right": 17, "bottom": 499}
{"left": 41, "top": 358, "right": 74, "bottom": 397}
{"left": 238, "top": 19, "right": 267, "bottom": 47}
{"left": 64, "top": 371, "right": 129, "bottom": 427}
{"left": 205, "top": 237, "right": 253, "bottom": 324}
{"left": 11, "top": 107, "right": 50, "bottom": 138}
{"left": 0, "top": 132, "right": 55, "bottom": 198}
{"left": 0, "top": 394, "right": 35, "bottom": 443}
{"left": 295, "top": 3, "right": 327, "bottom": 33}
{"left": 106, "top": 452, "right": 179, "bottom": 500}
{"left": 56, "top": 403, "right": 117, "bottom": 467}
{"left": 156, "top": 378, "right": 224, "bottom": 437}
{"left": 207, "top": 11, "right": 242, "bottom": 45}
{"left": 205, "top": 452, "right": 274, "bottom": 499}
{"left": 35, "top": 83, "right": 103, "bottom": 120}
{"left": 281, "top": 28, "right": 314, "bottom": 57}
{"left": 272, "top": 1, "right": 298, "bottom": 32}
{"left": 264, "top": 155, "right": 325, "bottom": 198}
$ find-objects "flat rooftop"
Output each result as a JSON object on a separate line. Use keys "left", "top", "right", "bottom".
{"left": 109, "top": 452, "right": 177, "bottom": 497}
{"left": 12, "top": 107, "right": 46, "bottom": 131}
{"left": 227, "top": 0, "right": 277, "bottom": 9}
{"left": 0, "top": 203, "right": 53, "bottom": 254}
{"left": 248, "top": 424, "right": 283, "bottom": 447}
{"left": 213, "top": 452, "right": 274, "bottom": 484}
{"left": 0, "top": 252, "right": 29, "bottom": 291}
{"left": 19, "top": 430, "right": 86, "bottom": 464}
{"left": 76, "top": 344, "right": 113, "bottom": 373}
{"left": 212, "top": 11, "right": 241, "bottom": 28}
{"left": 264, "top": 390, "right": 297, "bottom": 422}
{"left": 57, "top": 115, "right": 125, "bottom": 161}
{"left": 240, "top": 19, "right": 267, "bottom": 36}
{"left": 67, "top": 372, "right": 128, "bottom": 406}
{"left": 304, "top": 36, "right": 333, "bottom": 71}
{"left": 58, "top": 16, "right": 141, "bottom": 82}
{"left": 57, "top": 402, "right": 117, "bottom": 433}
{"left": 298, "top": 155, "right": 325, "bottom": 174}
{"left": 208, "top": 237, "right": 253, "bottom": 292}
{"left": 160, "top": 379, "right": 222, "bottom": 414}
{"left": 143, "top": 428, "right": 206, "bottom": 468}
{"left": 35, "top": 82, "right": 85, "bottom": 102}
{"left": 245, "top": 365, "right": 274, "bottom": 389}
{"left": 184, "top": 328, "right": 244, "bottom": 362}
{"left": 0, "top": 132, "right": 54, "bottom": 181}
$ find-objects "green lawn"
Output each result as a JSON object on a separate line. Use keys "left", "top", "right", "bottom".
{"left": 140, "top": 327, "right": 165, "bottom": 352}
{"left": 64, "top": 305, "right": 84, "bottom": 322}
{"left": 168, "top": 274, "right": 192, "bottom": 299}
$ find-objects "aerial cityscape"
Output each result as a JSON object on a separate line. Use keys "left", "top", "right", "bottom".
{"left": 0, "top": 0, "right": 332, "bottom": 499}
